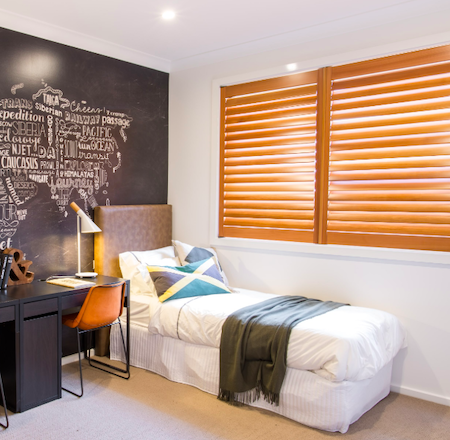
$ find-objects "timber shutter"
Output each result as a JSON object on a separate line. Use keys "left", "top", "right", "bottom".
{"left": 219, "top": 44, "right": 450, "bottom": 252}
{"left": 328, "top": 45, "right": 450, "bottom": 251}
{"left": 219, "top": 70, "right": 321, "bottom": 243}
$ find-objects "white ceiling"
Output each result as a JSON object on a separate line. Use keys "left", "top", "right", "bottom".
{"left": 1, "top": 0, "right": 450, "bottom": 72}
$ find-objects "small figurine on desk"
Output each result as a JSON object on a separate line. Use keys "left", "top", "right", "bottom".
{"left": 2, "top": 248, "right": 34, "bottom": 286}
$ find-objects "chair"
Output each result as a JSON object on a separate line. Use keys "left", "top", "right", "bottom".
{"left": 62, "top": 281, "right": 129, "bottom": 397}
{"left": 0, "top": 371, "right": 9, "bottom": 429}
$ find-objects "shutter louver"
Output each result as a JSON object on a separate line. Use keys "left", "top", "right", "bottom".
{"left": 328, "top": 46, "right": 450, "bottom": 251}
{"left": 219, "top": 71, "right": 319, "bottom": 242}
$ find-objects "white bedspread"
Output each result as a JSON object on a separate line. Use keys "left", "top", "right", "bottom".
{"left": 147, "top": 288, "right": 406, "bottom": 383}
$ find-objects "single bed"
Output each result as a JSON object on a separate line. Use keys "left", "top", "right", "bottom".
{"left": 93, "top": 204, "right": 406, "bottom": 434}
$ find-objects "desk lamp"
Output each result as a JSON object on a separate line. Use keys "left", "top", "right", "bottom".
{"left": 70, "top": 202, "right": 101, "bottom": 278}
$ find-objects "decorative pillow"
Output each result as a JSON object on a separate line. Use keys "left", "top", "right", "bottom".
{"left": 148, "top": 258, "right": 231, "bottom": 303}
{"left": 119, "top": 246, "right": 180, "bottom": 296}
{"left": 172, "top": 240, "right": 229, "bottom": 286}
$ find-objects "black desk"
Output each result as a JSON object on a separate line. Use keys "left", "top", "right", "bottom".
{"left": 0, "top": 275, "right": 129, "bottom": 413}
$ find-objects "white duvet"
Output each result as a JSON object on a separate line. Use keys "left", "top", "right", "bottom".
{"left": 147, "top": 288, "right": 406, "bottom": 383}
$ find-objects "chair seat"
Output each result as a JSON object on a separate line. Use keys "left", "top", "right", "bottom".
{"left": 63, "top": 313, "right": 114, "bottom": 331}
{"left": 62, "top": 313, "right": 78, "bottom": 328}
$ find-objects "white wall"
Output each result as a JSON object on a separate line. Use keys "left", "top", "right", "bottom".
{"left": 168, "top": 20, "right": 450, "bottom": 405}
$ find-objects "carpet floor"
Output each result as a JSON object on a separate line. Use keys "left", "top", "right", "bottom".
{"left": 1, "top": 361, "right": 449, "bottom": 439}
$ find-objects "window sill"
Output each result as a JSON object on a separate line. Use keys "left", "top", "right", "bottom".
{"left": 210, "top": 235, "right": 450, "bottom": 266}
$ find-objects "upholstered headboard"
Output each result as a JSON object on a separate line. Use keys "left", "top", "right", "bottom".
{"left": 94, "top": 204, "right": 172, "bottom": 278}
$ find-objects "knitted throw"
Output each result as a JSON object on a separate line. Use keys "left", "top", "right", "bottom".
{"left": 218, "top": 295, "right": 346, "bottom": 406}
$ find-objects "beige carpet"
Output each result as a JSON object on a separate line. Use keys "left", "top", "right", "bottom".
{"left": 1, "top": 361, "right": 449, "bottom": 439}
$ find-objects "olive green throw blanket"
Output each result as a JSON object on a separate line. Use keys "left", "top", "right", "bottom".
{"left": 218, "top": 296, "right": 346, "bottom": 406}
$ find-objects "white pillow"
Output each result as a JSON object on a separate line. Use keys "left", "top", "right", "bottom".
{"left": 119, "top": 246, "right": 180, "bottom": 296}
{"left": 172, "top": 239, "right": 229, "bottom": 286}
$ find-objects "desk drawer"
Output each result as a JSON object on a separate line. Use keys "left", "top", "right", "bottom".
{"left": 23, "top": 298, "right": 58, "bottom": 319}
{"left": 61, "top": 291, "right": 87, "bottom": 309}
{"left": 0, "top": 306, "right": 15, "bottom": 323}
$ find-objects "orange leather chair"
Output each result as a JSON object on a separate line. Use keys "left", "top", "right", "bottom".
{"left": 0, "top": 371, "right": 8, "bottom": 429}
{"left": 62, "top": 281, "right": 129, "bottom": 397}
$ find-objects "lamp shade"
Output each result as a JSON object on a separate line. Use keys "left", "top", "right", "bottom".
{"left": 70, "top": 202, "right": 101, "bottom": 233}
{"left": 70, "top": 202, "right": 101, "bottom": 278}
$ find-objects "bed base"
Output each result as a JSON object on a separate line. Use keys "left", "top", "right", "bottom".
{"left": 110, "top": 322, "right": 392, "bottom": 433}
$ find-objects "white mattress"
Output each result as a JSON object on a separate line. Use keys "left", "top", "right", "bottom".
{"left": 145, "top": 288, "right": 406, "bottom": 382}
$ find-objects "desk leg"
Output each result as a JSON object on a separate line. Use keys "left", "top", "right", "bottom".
{"left": 126, "top": 287, "right": 130, "bottom": 375}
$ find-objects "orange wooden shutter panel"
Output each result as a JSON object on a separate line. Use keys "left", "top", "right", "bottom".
{"left": 219, "top": 71, "right": 319, "bottom": 242}
{"left": 328, "top": 45, "right": 450, "bottom": 251}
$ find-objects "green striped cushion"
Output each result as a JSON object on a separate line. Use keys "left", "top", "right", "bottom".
{"left": 148, "top": 258, "right": 231, "bottom": 302}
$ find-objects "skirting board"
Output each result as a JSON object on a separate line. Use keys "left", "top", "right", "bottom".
{"left": 391, "top": 384, "right": 450, "bottom": 407}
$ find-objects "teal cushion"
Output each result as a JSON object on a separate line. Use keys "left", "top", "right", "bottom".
{"left": 148, "top": 258, "right": 231, "bottom": 302}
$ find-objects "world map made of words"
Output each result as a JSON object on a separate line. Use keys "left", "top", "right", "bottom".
{"left": 0, "top": 82, "right": 133, "bottom": 250}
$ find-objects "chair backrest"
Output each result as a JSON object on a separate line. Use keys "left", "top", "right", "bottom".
{"left": 72, "top": 281, "right": 126, "bottom": 331}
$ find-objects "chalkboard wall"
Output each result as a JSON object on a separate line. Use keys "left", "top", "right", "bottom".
{"left": 0, "top": 27, "right": 169, "bottom": 279}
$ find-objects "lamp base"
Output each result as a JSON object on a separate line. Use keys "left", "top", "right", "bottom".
{"left": 75, "top": 272, "right": 98, "bottom": 278}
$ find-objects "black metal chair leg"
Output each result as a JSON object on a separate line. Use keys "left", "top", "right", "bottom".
{"left": 0, "top": 372, "right": 9, "bottom": 429}
{"left": 87, "top": 320, "right": 130, "bottom": 379}
{"left": 62, "top": 328, "right": 84, "bottom": 397}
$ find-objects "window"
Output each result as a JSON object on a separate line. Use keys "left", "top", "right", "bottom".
{"left": 219, "top": 70, "right": 323, "bottom": 243}
{"left": 219, "top": 44, "right": 450, "bottom": 252}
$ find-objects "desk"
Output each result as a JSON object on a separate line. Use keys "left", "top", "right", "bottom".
{"left": 0, "top": 276, "right": 129, "bottom": 413}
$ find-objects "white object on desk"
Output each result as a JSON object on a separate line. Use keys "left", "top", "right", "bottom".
{"left": 46, "top": 277, "right": 96, "bottom": 289}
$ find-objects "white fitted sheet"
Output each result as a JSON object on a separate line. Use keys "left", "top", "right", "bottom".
{"left": 146, "top": 288, "right": 406, "bottom": 382}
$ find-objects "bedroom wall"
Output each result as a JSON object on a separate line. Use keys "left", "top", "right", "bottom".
{"left": 0, "top": 27, "right": 168, "bottom": 279}
{"left": 168, "top": 22, "right": 450, "bottom": 405}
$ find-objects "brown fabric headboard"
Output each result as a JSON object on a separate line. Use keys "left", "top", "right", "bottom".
{"left": 94, "top": 204, "right": 172, "bottom": 278}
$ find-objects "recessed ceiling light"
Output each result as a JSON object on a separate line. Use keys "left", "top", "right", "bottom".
{"left": 162, "top": 10, "right": 176, "bottom": 20}
{"left": 286, "top": 63, "right": 297, "bottom": 72}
